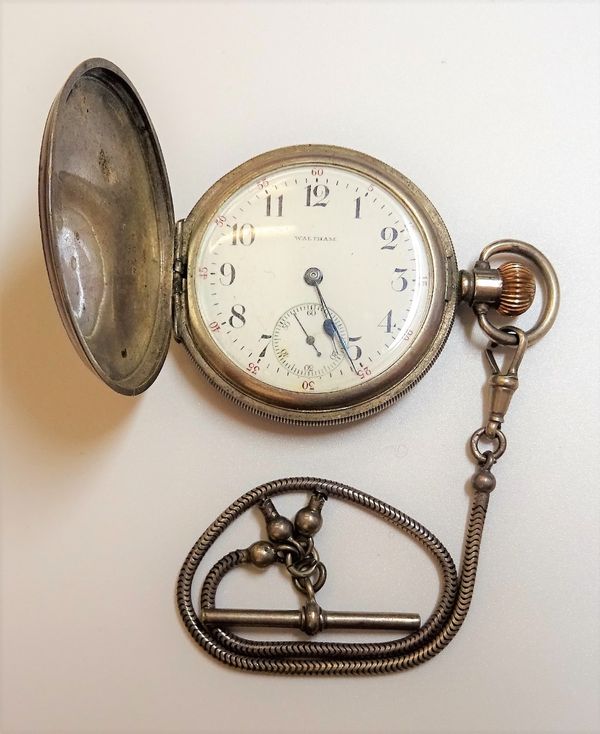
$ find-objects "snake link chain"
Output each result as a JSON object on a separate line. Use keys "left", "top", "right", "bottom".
{"left": 176, "top": 326, "right": 531, "bottom": 674}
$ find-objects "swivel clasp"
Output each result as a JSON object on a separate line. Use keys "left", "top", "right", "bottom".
{"left": 484, "top": 327, "right": 528, "bottom": 438}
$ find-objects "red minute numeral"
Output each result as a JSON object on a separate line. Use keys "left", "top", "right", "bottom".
{"left": 246, "top": 362, "right": 260, "bottom": 375}
{"left": 198, "top": 266, "right": 208, "bottom": 279}
{"left": 357, "top": 366, "right": 372, "bottom": 380}
{"left": 257, "top": 179, "right": 269, "bottom": 189}
{"left": 209, "top": 321, "right": 221, "bottom": 332}
{"left": 214, "top": 215, "right": 226, "bottom": 227}
{"left": 311, "top": 168, "right": 323, "bottom": 176}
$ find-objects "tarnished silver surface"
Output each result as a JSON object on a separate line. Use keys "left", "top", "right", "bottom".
{"left": 200, "top": 609, "right": 421, "bottom": 633}
{"left": 177, "top": 476, "right": 489, "bottom": 674}
{"left": 474, "top": 240, "right": 559, "bottom": 346}
{"left": 197, "top": 490, "right": 421, "bottom": 636}
{"left": 39, "top": 58, "right": 174, "bottom": 395}
{"left": 459, "top": 262, "right": 504, "bottom": 306}
{"left": 484, "top": 327, "right": 528, "bottom": 438}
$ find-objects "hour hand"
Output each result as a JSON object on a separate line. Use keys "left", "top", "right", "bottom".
{"left": 324, "top": 316, "right": 357, "bottom": 373}
{"left": 323, "top": 318, "right": 339, "bottom": 355}
{"left": 323, "top": 318, "right": 335, "bottom": 338}
{"left": 323, "top": 318, "right": 337, "bottom": 347}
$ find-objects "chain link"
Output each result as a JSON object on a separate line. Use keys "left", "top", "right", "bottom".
{"left": 470, "top": 427, "right": 507, "bottom": 464}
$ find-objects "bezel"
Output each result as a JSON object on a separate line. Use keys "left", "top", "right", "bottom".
{"left": 180, "top": 144, "right": 458, "bottom": 425}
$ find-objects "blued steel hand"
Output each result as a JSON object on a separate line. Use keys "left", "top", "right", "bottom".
{"left": 293, "top": 312, "right": 322, "bottom": 357}
{"left": 304, "top": 267, "right": 359, "bottom": 374}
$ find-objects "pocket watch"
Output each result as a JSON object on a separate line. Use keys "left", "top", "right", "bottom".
{"left": 40, "top": 58, "right": 556, "bottom": 424}
{"left": 39, "top": 58, "right": 560, "bottom": 675}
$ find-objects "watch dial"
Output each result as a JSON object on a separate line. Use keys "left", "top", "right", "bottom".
{"left": 191, "top": 163, "right": 432, "bottom": 395}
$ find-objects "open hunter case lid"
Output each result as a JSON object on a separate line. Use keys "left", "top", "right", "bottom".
{"left": 39, "top": 58, "right": 174, "bottom": 395}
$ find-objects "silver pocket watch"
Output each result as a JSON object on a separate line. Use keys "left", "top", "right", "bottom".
{"left": 40, "top": 58, "right": 559, "bottom": 675}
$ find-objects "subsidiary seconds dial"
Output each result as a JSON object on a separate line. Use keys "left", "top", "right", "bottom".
{"left": 272, "top": 302, "right": 349, "bottom": 380}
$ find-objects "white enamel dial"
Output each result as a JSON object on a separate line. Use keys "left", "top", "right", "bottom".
{"left": 190, "top": 163, "right": 433, "bottom": 397}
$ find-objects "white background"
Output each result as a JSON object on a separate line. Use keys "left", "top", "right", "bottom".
{"left": 1, "top": 2, "right": 599, "bottom": 733}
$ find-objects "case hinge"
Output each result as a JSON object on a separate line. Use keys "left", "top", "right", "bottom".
{"left": 445, "top": 255, "right": 456, "bottom": 302}
{"left": 172, "top": 219, "right": 187, "bottom": 343}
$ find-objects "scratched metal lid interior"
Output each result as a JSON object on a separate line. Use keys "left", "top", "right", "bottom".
{"left": 39, "top": 58, "right": 174, "bottom": 395}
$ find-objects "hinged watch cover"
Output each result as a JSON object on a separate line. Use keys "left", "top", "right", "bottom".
{"left": 39, "top": 58, "right": 174, "bottom": 395}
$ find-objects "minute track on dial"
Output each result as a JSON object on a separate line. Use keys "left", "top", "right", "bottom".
{"left": 188, "top": 151, "right": 445, "bottom": 419}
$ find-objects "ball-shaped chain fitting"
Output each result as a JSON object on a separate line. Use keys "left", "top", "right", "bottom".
{"left": 267, "top": 515, "right": 294, "bottom": 543}
{"left": 497, "top": 261, "right": 536, "bottom": 316}
{"left": 295, "top": 506, "right": 323, "bottom": 536}
{"left": 248, "top": 541, "right": 276, "bottom": 568}
{"left": 471, "top": 469, "right": 496, "bottom": 493}
{"left": 302, "top": 600, "right": 323, "bottom": 636}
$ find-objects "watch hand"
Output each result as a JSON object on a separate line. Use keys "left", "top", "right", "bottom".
{"left": 312, "top": 284, "right": 338, "bottom": 354}
{"left": 293, "top": 312, "right": 322, "bottom": 357}
{"left": 321, "top": 309, "right": 358, "bottom": 374}
{"left": 322, "top": 316, "right": 339, "bottom": 356}
{"left": 304, "top": 268, "right": 359, "bottom": 375}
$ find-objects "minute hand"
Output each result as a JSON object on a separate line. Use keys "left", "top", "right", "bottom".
{"left": 314, "top": 283, "right": 359, "bottom": 375}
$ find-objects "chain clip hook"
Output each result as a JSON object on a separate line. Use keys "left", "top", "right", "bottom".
{"left": 484, "top": 326, "right": 528, "bottom": 438}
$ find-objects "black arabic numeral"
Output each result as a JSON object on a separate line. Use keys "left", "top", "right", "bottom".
{"left": 348, "top": 336, "right": 362, "bottom": 361}
{"left": 231, "top": 223, "right": 255, "bottom": 246}
{"left": 305, "top": 184, "right": 329, "bottom": 207}
{"left": 219, "top": 262, "right": 236, "bottom": 286}
{"left": 378, "top": 310, "right": 393, "bottom": 333}
{"left": 229, "top": 304, "right": 246, "bottom": 328}
{"left": 258, "top": 334, "right": 271, "bottom": 358}
{"left": 392, "top": 267, "right": 408, "bottom": 292}
{"left": 266, "top": 194, "right": 283, "bottom": 217}
{"left": 354, "top": 196, "right": 361, "bottom": 219}
{"left": 380, "top": 226, "right": 399, "bottom": 250}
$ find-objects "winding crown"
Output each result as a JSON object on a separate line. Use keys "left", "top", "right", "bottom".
{"left": 497, "top": 262, "right": 536, "bottom": 316}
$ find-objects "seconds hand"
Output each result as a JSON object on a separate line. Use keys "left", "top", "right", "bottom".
{"left": 293, "top": 312, "right": 322, "bottom": 357}
{"left": 304, "top": 267, "right": 359, "bottom": 375}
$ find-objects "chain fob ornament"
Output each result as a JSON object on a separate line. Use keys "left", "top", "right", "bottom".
{"left": 39, "top": 59, "right": 560, "bottom": 675}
